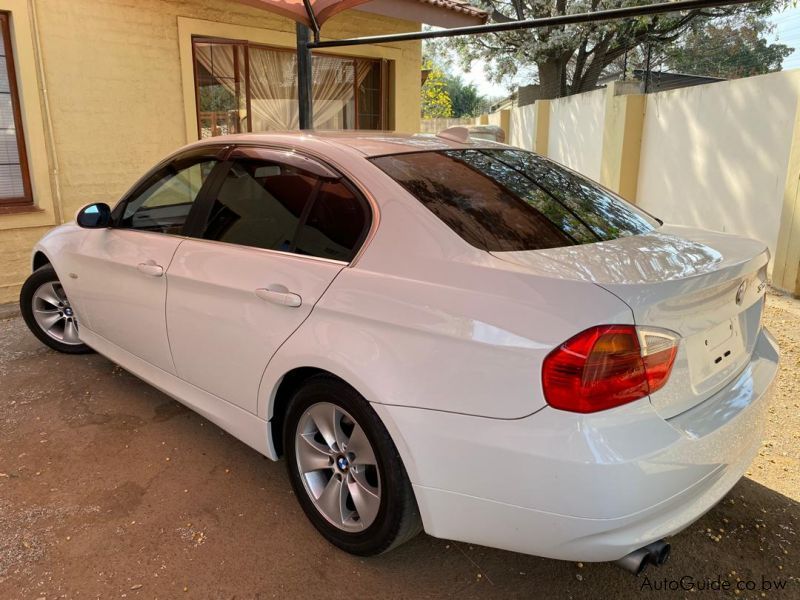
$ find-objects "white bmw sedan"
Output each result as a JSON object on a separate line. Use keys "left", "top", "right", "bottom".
{"left": 20, "top": 132, "right": 778, "bottom": 572}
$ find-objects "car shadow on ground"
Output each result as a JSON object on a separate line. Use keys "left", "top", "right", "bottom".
{"left": 0, "top": 316, "right": 797, "bottom": 598}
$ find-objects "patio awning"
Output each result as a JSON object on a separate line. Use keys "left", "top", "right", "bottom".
{"left": 235, "top": 0, "right": 488, "bottom": 29}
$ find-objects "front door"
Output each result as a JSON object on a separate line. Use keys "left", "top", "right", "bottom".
{"left": 165, "top": 147, "right": 371, "bottom": 413}
{"left": 68, "top": 149, "right": 223, "bottom": 373}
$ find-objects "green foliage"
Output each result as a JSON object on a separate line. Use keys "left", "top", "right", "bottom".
{"left": 663, "top": 17, "right": 793, "bottom": 78}
{"left": 421, "top": 60, "right": 454, "bottom": 118}
{"left": 199, "top": 84, "right": 236, "bottom": 113}
{"left": 445, "top": 74, "right": 487, "bottom": 118}
{"left": 437, "top": 0, "right": 790, "bottom": 99}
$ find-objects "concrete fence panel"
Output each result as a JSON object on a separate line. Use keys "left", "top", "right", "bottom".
{"left": 636, "top": 70, "right": 800, "bottom": 271}
{"left": 419, "top": 117, "right": 476, "bottom": 133}
{"left": 509, "top": 103, "right": 536, "bottom": 150}
{"left": 547, "top": 88, "right": 606, "bottom": 181}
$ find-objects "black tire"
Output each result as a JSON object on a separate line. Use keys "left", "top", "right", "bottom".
{"left": 19, "top": 265, "right": 93, "bottom": 354}
{"left": 284, "top": 375, "right": 422, "bottom": 556}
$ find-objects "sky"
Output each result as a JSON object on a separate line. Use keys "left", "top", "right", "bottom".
{"left": 439, "top": 54, "right": 512, "bottom": 100}
{"left": 769, "top": 5, "right": 800, "bottom": 70}
{"left": 434, "top": 5, "right": 800, "bottom": 100}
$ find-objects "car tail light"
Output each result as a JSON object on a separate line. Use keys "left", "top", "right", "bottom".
{"left": 542, "top": 325, "right": 679, "bottom": 413}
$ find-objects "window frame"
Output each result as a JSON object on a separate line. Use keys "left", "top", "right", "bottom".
{"left": 189, "top": 144, "right": 373, "bottom": 264}
{"left": 191, "top": 36, "right": 388, "bottom": 139}
{"left": 109, "top": 145, "right": 231, "bottom": 237}
{"left": 0, "top": 11, "right": 32, "bottom": 207}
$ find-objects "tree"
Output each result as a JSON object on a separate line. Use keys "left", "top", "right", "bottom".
{"left": 662, "top": 17, "right": 793, "bottom": 77}
{"left": 421, "top": 60, "right": 454, "bottom": 118}
{"left": 440, "top": 0, "right": 788, "bottom": 99}
{"left": 445, "top": 74, "right": 487, "bottom": 117}
{"left": 198, "top": 83, "right": 236, "bottom": 112}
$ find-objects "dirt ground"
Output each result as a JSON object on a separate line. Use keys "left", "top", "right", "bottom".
{"left": 0, "top": 293, "right": 798, "bottom": 599}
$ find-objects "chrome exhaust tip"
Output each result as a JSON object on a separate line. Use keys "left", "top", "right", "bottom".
{"left": 614, "top": 539, "right": 671, "bottom": 575}
{"left": 643, "top": 540, "right": 671, "bottom": 566}
{"left": 614, "top": 547, "right": 650, "bottom": 576}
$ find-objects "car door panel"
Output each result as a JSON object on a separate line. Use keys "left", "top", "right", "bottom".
{"left": 65, "top": 148, "right": 226, "bottom": 374}
{"left": 71, "top": 230, "right": 183, "bottom": 373}
{"left": 163, "top": 147, "right": 371, "bottom": 414}
{"left": 165, "top": 241, "right": 345, "bottom": 413}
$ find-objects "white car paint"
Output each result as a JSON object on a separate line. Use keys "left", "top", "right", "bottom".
{"left": 166, "top": 238, "right": 345, "bottom": 414}
{"left": 69, "top": 229, "right": 183, "bottom": 373}
{"left": 30, "top": 132, "right": 778, "bottom": 562}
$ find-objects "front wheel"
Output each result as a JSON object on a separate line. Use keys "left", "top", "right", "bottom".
{"left": 284, "top": 376, "right": 422, "bottom": 556}
{"left": 20, "top": 265, "right": 93, "bottom": 354}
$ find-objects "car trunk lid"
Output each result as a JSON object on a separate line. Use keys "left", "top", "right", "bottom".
{"left": 492, "top": 225, "right": 769, "bottom": 418}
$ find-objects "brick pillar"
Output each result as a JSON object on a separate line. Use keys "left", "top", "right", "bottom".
{"left": 533, "top": 100, "right": 550, "bottom": 155}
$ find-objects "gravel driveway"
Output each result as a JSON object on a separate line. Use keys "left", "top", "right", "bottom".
{"left": 0, "top": 294, "right": 797, "bottom": 599}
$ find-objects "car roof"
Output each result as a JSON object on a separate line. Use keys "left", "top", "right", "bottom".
{"left": 189, "top": 131, "right": 507, "bottom": 158}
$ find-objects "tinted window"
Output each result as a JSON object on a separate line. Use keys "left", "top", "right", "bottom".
{"left": 202, "top": 159, "right": 318, "bottom": 251}
{"left": 295, "top": 181, "right": 368, "bottom": 261}
{"left": 371, "top": 149, "right": 658, "bottom": 252}
{"left": 492, "top": 150, "right": 657, "bottom": 241}
{"left": 119, "top": 159, "right": 217, "bottom": 234}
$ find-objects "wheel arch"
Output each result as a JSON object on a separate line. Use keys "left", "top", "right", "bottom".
{"left": 32, "top": 250, "right": 51, "bottom": 272}
{"left": 264, "top": 364, "right": 419, "bottom": 488}
{"left": 268, "top": 366, "right": 330, "bottom": 458}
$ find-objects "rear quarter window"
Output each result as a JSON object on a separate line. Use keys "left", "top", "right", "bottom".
{"left": 370, "top": 149, "right": 658, "bottom": 252}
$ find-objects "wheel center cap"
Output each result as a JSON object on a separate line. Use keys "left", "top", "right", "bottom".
{"left": 64, "top": 307, "right": 73, "bottom": 317}
{"left": 336, "top": 455, "right": 350, "bottom": 471}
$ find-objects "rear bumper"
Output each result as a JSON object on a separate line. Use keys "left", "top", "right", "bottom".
{"left": 375, "top": 328, "right": 779, "bottom": 561}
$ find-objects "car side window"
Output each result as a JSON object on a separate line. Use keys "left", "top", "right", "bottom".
{"left": 294, "top": 180, "right": 369, "bottom": 262}
{"left": 202, "top": 159, "right": 319, "bottom": 252}
{"left": 118, "top": 158, "right": 218, "bottom": 234}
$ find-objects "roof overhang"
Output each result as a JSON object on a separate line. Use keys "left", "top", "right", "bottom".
{"left": 235, "top": 0, "right": 487, "bottom": 29}
{"left": 356, "top": 0, "right": 488, "bottom": 28}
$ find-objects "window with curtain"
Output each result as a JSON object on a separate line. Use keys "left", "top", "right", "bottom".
{"left": 193, "top": 38, "right": 387, "bottom": 138}
{"left": 0, "top": 12, "right": 32, "bottom": 206}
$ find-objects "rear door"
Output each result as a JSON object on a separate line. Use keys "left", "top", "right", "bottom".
{"left": 165, "top": 146, "right": 371, "bottom": 413}
{"left": 69, "top": 147, "right": 226, "bottom": 373}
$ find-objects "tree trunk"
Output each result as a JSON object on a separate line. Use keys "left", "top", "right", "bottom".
{"left": 573, "top": 41, "right": 611, "bottom": 93}
{"left": 537, "top": 59, "right": 564, "bottom": 99}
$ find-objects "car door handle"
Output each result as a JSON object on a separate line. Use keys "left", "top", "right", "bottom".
{"left": 255, "top": 287, "right": 302, "bottom": 308}
{"left": 137, "top": 261, "right": 164, "bottom": 277}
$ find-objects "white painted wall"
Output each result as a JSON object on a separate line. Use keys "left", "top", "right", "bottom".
{"left": 487, "top": 111, "right": 503, "bottom": 128}
{"left": 636, "top": 70, "right": 800, "bottom": 263}
{"left": 509, "top": 103, "right": 536, "bottom": 150}
{"left": 547, "top": 88, "right": 606, "bottom": 180}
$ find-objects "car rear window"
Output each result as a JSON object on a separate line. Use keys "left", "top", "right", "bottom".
{"left": 370, "top": 149, "right": 659, "bottom": 252}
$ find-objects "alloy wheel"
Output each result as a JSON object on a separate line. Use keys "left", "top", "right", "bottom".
{"left": 294, "top": 402, "right": 382, "bottom": 532}
{"left": 31, "top": 281, "right": 82, "bottom": 345}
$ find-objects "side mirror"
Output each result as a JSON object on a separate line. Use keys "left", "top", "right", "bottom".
{"left": 76, "top": 203, "right": 111, "bottom": 228}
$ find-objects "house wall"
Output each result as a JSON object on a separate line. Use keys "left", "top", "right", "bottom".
{"left": 0, "top": 0, "right": 422, "bottom": 303}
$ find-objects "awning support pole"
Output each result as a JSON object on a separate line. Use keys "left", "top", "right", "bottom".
{"left": 307, "top": 0, "right": 756, "bottom": 49}
{"left": 296, "top": 22, "right": 313, "bottom": 130}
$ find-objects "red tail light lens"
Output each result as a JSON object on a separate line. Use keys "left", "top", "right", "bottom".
{"left": 542, "top": 325, "right": 678, "bottom": 413}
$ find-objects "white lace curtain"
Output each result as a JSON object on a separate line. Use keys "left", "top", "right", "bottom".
{"left": 195, "top": 42, "right": 374, "bottom": 131}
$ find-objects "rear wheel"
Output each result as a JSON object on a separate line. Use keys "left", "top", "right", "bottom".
{"left": 20, "top": 265, "right": 92, "bottom": 354}
{"left": 284, "top": 376, "right": 421, "bottom": 555}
